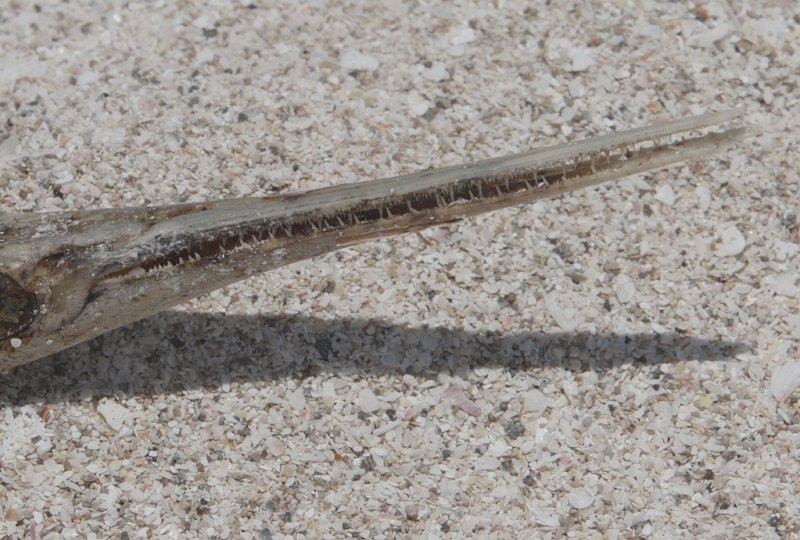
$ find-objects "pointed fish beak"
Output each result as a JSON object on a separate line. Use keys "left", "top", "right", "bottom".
{"left": 0, "top": 110, "right": 746, "bottom": 369}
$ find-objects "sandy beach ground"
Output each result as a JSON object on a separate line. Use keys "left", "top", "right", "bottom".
{"left": 1, "top": 1, "right": 798, "bottom": 538}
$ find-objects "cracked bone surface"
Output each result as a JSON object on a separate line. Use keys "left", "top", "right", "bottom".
{"left": 0, "top": 110, "right": 745, "bottom": 370}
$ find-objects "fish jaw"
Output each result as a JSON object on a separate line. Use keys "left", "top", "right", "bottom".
{"left": 0, "top": 110, "right": 746, "bottom": 369}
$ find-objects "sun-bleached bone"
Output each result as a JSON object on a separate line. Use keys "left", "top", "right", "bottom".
{"left": 0, "top": 110, "right": 746, "bottom": 370}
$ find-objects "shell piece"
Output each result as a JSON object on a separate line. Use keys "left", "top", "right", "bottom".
{"left": 97, "top": 400, "right": 132, "bottom": 432}
{"left": 771, "top": 361, "right": 800, "bottom": 402}
{"left": 444, "top": 385, "right": 482, "bottom": 417}
{"left": 714, "top": 224, "right": 747, "bottom": 257}
{"left": 567, "top": 487, "right": 595, "bottom": 509}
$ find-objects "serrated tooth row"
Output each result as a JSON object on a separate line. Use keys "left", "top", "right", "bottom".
{"left": 133, "top": 130, "right": 702, "bottom": 278}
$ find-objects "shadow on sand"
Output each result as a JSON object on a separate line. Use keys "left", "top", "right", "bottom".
{"left": 0, "top": 310, "right": 746, "bottom": 406}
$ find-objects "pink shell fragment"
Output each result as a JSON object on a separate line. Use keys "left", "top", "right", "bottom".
{"left": 444, "top": 385, "right": 482, "bottom": 417}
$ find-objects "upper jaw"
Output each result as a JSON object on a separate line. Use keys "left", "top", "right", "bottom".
{"left": 0, "top": 109, "right": 746, "bottom": 369}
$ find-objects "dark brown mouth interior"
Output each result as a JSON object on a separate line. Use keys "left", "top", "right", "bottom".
{"left": 106, "top": 132, "right": 703, "bottom": 280}
{"left": 0, "top": 273, "right": 37, "bottom": 339}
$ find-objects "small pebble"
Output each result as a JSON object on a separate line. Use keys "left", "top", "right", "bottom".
{"left": 532, "top": 507, "right": 560, "bottom": 527}
{"left": 340, "top": 50, "right": 380, "bottom": 71}
{"left": 695, "top": 185, "right": 711, "bottom": 210}
{"left": 421, "top": 62, "right": 449, "bottom": 82}
{"left": 543, "top": 292, "right": 577, "bottom": 332}
{"left": 567, "top": 487, "right": 595, "bottom": 509}
{"left": 320, "top": 381, "right": 336, "bottom": 407}
{"left": 568, "top": 79, "right": 585, "bottom": 98}
{"left": 613, "top": 274, "right": 636, "bottom": 304}
{"left": 773, "top": 240, "right": 800, "bottom": 261}
{"left": 488, "top": 440, "right": 511, "bottom": 458}
{"left": 287, "top": 388, "right": 306, "bottom": 411}
{"left": 408, "top": 92, "right": 432, "bottom": 117}
{"left": 580, "top": 371, "right": 599, "bottom": 386}
{"left": 688, "top": 23, "right": 730, "bottom": 48}
{"left": 97, "top": 400, "right": 132, "bottom": 432}
{"left": 771, "top": 361, "right": 800, "bottom": 402}
{"left": 373, "top": 420, "right": 401, "bottom": 436}
{"left": 713, "top": 224, "right": 746, "bottom": 257}
{"left": 773, "top": 273, "right": 798, "bottom": 298}
{"left": 696, "top": 395, "right": 713, "bottom": 408}
{"left": 567, "top": 48, "right": 595, "bottom": 72}
{"left": 266, "top": 437, "right": 287, "bottom": 457}
{"left": 504, "top": 421, "right": 525, "bottom": 440}
{"left": 195, "top": 48, "right": 214, "bottom": 63}
{"left": 444, "top": 386, "right": 481, "bottom": 417}
{"left": 358, "top": 388, "right": 381, "bottom": 413}
{"left": 404, "top": 504, "right": 420, "bottom": 521}
{"left": 475, "top": 455, "right": 501, "bottom": 470}
{"left": 522, "top": 389, "right": 549, "bottom": 413}
{"left": 654, "top": 184, "right": 676, "bottom": 206}
{"left": 191, "top": 15, "right": 214, "bottom": 29}
{"left": 450, "top": 27, "right": 477, "bottom": 45}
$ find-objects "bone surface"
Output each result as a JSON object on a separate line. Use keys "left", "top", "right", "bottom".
{"left": 0, "top": 110, "right": 745, "bottom": 370}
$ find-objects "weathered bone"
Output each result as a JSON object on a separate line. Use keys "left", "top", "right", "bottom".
{"left": 0, "top": 110, "right": 745, "bottom": 370}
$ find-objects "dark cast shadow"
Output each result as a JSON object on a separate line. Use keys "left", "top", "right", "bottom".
{"left": 0, "top": 310, "right": 747, "bottom": 407}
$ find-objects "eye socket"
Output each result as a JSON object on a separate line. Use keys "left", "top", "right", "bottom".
{"left": 0, "top": 273, "right": 36, "bottom": 338}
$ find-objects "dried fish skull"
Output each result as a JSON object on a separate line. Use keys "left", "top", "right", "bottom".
{"left": 0, "top": 110, "right": 746, "bottom": 370}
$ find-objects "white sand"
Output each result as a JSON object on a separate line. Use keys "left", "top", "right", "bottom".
{"left": 1, "top": 1, "right": 798, "bottom": 538}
